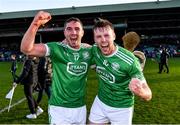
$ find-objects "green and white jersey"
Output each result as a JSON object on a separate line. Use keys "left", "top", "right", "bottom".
{"left": 46, "top": 42, "right": 92, "bottom": 108}
{"left": 92, "top": 44, "right": 145, "bottom": 108}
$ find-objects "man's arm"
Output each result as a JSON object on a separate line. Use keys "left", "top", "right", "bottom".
{"left": 21, "top": 11, "right": 51, "bottom": 56}
{"left": 133, "top": 51, "right": 146, "bottom": 71}
{"left": 129, "top": 78, "right": 152, "bottom": 101}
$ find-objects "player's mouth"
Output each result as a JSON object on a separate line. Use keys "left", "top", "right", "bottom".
{"left": 70, "top": 38, "right": 78, "bottom": 43}
{"left": 68, "top": 37, "right": 80, "bottom": 49}
{"left": 100, "top": 43, "right": 109, "bottom": 49}
{"left": 100, "top": 45, "right": 110, "bottom": 55}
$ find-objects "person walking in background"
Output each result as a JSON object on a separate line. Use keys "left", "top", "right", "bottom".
{"left": 37, "top": 56, "right": 52, "bottom": 106}
{"left": 89, "top": 18, "right": 152, "bottom": 125}
{"left": 159, "top": 47, "right": 169, "bottom": 73}
{"left": 20, "top": 11, "right": 93, "bottom": 124}
{"left": 15, "top": 56, "right": 43, "bottom": 119}
{"left": 10, "top": 54, "right": 18, "bottom": 82}
{"left": 154, "top": 49, "right": 162, "bottom": 73}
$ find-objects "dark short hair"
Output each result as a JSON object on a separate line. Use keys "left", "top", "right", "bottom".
{"left": 93, "top": 18, "right": 114, "bottom": 31}
{"left": 64, "top": 17, "right": 83, "bottom": 28}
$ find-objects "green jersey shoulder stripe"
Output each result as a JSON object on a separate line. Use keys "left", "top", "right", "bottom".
{"left": 57, "top": 42, "right": 68, "bottom": 48}
{"left": 116, "top": 52, "right": 133, "bottom": 65}
{"left": 115, "top": 46, "right": 134, "bottom": 65}
{"left": 117, "top": 51, "right": 134, "bottom": 63}
{"left": 115, "top": 52, "right": 133, "bottom": 65}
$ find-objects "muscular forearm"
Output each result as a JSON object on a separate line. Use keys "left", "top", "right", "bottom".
{"left": 21, "top": 23, "right": 39, "bottom": 54}
{"left": 20, "top": 11, "right": 51, "bottom": 56}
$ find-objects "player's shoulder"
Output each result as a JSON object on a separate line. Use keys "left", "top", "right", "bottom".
{"left": 115, "top": 45, "right": 137, "bottom": 65}
{"left": 81, "top": 43, "right": 92, "bottom": 48}
{"left": 117, "top": 45, "right": 135, "bottom": 57}
{"left": 91, "top": 44, "right": 100, "bottom": 53}
{"left": 92, "top": 43, "right": 98, "bottom": 49}
{"left": 47, "top": 41, "right": 69, "bottom": 48}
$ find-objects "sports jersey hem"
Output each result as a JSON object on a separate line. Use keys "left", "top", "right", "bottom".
{"left": 97, "top": 95, "right": 134, "bottom": 108}
{"left": 48, "top": 103, "right": 86, "bottom": 108}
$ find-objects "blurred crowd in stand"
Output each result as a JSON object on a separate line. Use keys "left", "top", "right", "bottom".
{"left": 0, "top": 48, "right": 24, "bottom": 62}
{"left": 0, "top": 43, "right": 179, "bottom": 62}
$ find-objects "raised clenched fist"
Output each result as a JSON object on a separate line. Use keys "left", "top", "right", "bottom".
{"left": 32, "top": 11, "right": 52, "bottom": 27}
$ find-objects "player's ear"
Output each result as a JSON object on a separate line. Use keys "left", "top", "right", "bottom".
{"left": 113, "top": 32, "right": 116, "bottom": 41}
{"left": 63, "top": 29, "right": 66, "bottom": 36}
{"left": 82, "top": 29, "right": 84, "bottom": 36}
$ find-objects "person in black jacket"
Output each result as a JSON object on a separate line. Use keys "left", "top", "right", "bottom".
{"left": 159, "top": 47, "right": 169, "bottom": 73}
{"left": 10, "top": 54, "right": 18, "bottom": 82}
{"left": 15, "top": 55, "right": 43, "bottom": 119}
{"left": 37, "top": 57, "right": 52, "bottom": 106}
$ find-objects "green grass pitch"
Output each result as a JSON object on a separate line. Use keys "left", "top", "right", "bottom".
{"left": 0, "top": 58, "right": 180, "bottom": 124}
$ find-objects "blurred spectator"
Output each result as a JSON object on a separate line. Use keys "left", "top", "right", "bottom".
{"left": 10, "top": 54, "right": 18, "bottom": 82}
{"left": 37, "top": 57, "right": 52, "bottom": 106}
{"left": 15, "top": 56, "right": 43, "bottom": 119}
{"left": 159, "top": 47, "right": 169, "bottom": 74}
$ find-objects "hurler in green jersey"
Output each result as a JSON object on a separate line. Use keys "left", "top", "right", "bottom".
{"left": 46, "top": 42, "right": 92, "bottom": 108}
{"left": 20, "top": 11, "right": 93, "bottom": 123}
{"left": 92, "top": 44, "right": 144, "bottom": 108}
{"left": 89, "top": 18, "right": 152, "bottom": 124}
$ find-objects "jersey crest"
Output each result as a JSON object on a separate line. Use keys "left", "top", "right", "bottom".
{"left": 82, "top": 51, "right": 90, "bottom": 60}
{"left": 111, "top": 62, "right": 120, "bottom": 71}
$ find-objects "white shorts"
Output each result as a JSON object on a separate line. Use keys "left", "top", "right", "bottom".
{"left": 48, "top": 105, "right": 87, "bottom": 124}
{"left": 89, "top": 96, "right": 133, "bottom": 125}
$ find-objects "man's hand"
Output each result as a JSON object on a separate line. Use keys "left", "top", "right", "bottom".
{"left": 32, "top": 11, "right": 52, "bottom": 27}
{"left": 129, "top": 78, "right": 143, "bottom": 95}
{"left": 129, "top": 78, "right": 152, "bottom": 101}
{"left": 13, "top": 82, "right": 17, "bottom": 88}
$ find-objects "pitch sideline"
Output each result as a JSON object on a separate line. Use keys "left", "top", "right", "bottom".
{"left": 0, "top": 97, "right": 26, "bottom": 113}
{"left": 0, "top": 92, "right": 39, "bottom": 114}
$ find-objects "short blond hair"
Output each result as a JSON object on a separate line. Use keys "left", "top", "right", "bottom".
{"left": 122, "top": 31, "right": 140, "bottom": 52}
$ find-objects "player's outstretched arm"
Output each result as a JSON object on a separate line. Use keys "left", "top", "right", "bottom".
{"left": 133, "top": 50, "right": 146, "bottom": 71}
{"left": 21, "top": 11, "right": 51, "bottom": 56}
{"left": 129, "top": 78, "right": 152, "bottom": 101}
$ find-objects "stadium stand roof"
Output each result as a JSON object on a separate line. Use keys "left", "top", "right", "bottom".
{"left": 1, "top": 0, "right": 180, "bottom": 19}
{"left": 0, "top": 0, "right": 180, "bottom": 44}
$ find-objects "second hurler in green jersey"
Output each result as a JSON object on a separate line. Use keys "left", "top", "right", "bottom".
{"left": 92, "top": 44, "right": 145, "bottom": 108}
{"left": 46, "top": 42, "right": 92, "bottom": 108}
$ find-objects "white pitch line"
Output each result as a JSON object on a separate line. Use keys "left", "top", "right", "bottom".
{"left": 0, "top": 97, "right": 26, "bottom": 113}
